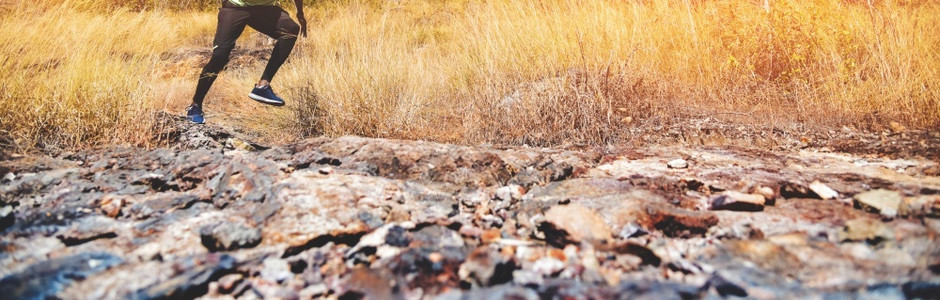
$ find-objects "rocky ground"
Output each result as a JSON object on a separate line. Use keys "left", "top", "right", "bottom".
{"left": 1, "top": 117, "right": 939, "bottom": 299}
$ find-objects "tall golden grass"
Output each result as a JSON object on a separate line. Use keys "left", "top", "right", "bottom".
{"left": 1, "top": 0, "right": 937, "bottom": 152}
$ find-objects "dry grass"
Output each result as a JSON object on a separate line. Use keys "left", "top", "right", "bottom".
{"left": 1, "top": 0, "right": 937, "bottom": 152}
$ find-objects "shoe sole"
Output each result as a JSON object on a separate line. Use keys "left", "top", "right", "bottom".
{"left": 187, "top": 117, "right": 205, "bottom": 124}
{"left": 249, "top": 93, "right": 286, "bottom": 106}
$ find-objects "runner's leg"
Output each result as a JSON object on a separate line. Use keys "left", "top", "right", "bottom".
{"left": 247, "top": 8, "right": 300, "bottom": 83}
{"left": 193, "top": 6, "right": 251, "bottom": 107}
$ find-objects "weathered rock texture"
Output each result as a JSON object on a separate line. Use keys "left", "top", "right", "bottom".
{"left": 2, "top": 133, "right": 939, "bottom": 299}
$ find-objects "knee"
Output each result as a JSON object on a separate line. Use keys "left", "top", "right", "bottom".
{"left": 279, "top": 21, "right": 300, "bottom": 38}
{"left": 210, "top": 45, "right": 234, "bottom": 63}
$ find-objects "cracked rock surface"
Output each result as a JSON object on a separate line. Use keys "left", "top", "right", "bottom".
{"left": 2, "top": 133, "right": 939, "bottom": 299}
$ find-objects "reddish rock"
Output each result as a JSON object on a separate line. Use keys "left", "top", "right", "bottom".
{"left": 643, "top": 205, "right": 719, "bottom": 237}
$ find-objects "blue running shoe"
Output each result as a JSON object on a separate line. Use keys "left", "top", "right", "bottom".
{"left": 249, "top": 85, "right": 286, "bottom": 106}
{"left": 186, "top": 104, "right": 205, "bottom": 124}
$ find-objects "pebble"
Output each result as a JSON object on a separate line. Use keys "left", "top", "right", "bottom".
{"left": 98, "top": 195, "right": 125, "bottom": 218}
{"left": 299, "top": 283, "right": 329, "bottom": 298}
{"left": 667, "top": 159, "right": 689, "bottom": 169}
{"left": 808, "top": 181, "right": 839, "bottom": 200}
{"left": 709, "top": 191, "right": 766, "bottom": 211}
{"left": 532, "top": 257, "right": 565, "bottom": 276}
{"left": 495, "top": 184, "right": 526, "bottom": 201}
{"left": 260, "top": 258, "right": 293, "bottom": 283}
{"left": 199, "top": 223, "right": 263, "bottom": 252}
{"left": 854, "top": 189, "right": 903, "bottom": 217}
{"left": 217, "top": 273, "right": 244, "bottom": 294}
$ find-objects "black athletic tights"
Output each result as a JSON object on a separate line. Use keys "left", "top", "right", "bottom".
{"left": 192, "top": 0, "right": 300, "bottom": 106}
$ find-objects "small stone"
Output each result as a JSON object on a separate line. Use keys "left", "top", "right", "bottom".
{"left": 854, "top": 189, "right": 903, "bottom": 218}
{"left": 756, "top": 186, "right": 776, "bottom": 201}
{"left": 458, "top": 248, "right": 499, "bottom": 287}
{"left": 341, "top": 268, "right": 396, "bottom": 300}
{"left": 481, "top": 229, "right": 501, "bottom": 244}
{"left": 227, "top": 138, "right": 257, "bottom": 151}
{"left": 645, "top": 205, "right": 718, "bottom": 237}
{"left": 839, "top": 218, "right": 894, "bottom": 245}
{"left": 708, "top": 223, "right": 764, "bottom": 240}
{"left": 251, "top": 278, "right": 299, "bottom": 299}
{"left": 928, "top": 196, "right": 940, "bottom": 218}
{"left": 495, "top": 184, "right": 525, "bottom": 201}
{"left": 667, "top": 159, "right": 688, "bottom": 169}
{"left": 709, "top": 272, "right": 749, "bottom": 297}
{"left": 56, "top": 216, "right": 118, "bottom": 246}
{"left": 2, "top": 172, "right": 14, "bottom": 182}
{"left": 346, "top": 223, "right": 400, "bottom": 258}
{"left": 299, "top": 283, "right": 329, "bottom": 298}
{"left": 902, "top": 195, "right": 940, "bottom": 218}
{"left": 709, "top": 191, "right": 765, "bottom": 211}
{"left": 459, "top": 225, "right": 484, "bottom": 238}
{"left": 260, "top": 258, "right": 292, "bottom": 283}
{"left": 0, "top": 205, "right": 13, "bottom": 230}
{"left": 808, "top": 181, "right": 839, "bottom": 200}
{"left": 780, "top": 181, "right": 814, "bottom": 199}
{"left": 618, "top": 222, "right": 649, "bottom": 239}
{"left": 199, "top": 223, "right": 263, "bottom": 252}
{"left": 543, "top": 204, "right": 613, "bottom": 246}
{"left": 429, "top": 252, "right": 444, "bottom": 264}
{"left": 98, "top": 195, "right": 125, "bottom": 218}
{"left": 512, "top": 269, "right": 543, "bottom": 286}
{"left": 217, "top": 273, "right": 244, "bottom": 294}
{"left": 532, "top": 257, "right": 565, "bottom": 276}
{"left": 134, "top": 254, "right": 236, "bottom": 299}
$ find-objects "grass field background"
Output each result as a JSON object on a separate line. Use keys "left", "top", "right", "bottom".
{"left": 0, "top": 0, "right": 937, "bottom": 152}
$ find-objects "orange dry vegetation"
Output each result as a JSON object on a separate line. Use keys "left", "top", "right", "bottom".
{"left": 0, "top": 0, "right": 937, "bottom": 151}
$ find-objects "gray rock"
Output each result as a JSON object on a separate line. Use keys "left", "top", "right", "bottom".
{"left": 615, "top": 280, "right": 704, "bottom": 299}
{"left": 0, "top": 252, "right": 123, "bottom": 300}
{"left": 618, "top": 222, "right": 649, "bottom": 239}
{"left": 56, "top": 216, "right": 118, "bottom": 246}
{"left": 131, "top": 254, "right": 236, "bottom": 300}
{"left": 199, "top": 222, "right": 262, "bottom": 252}
{"left": 436, "top": 285, "right": 539, "bottom": 300}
